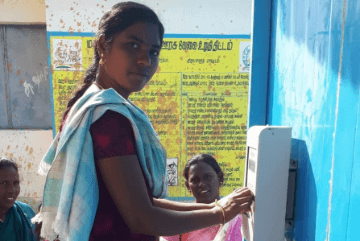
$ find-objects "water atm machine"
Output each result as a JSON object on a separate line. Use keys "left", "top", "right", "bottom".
{"left": 241, "top": 126, "right": 294, "bottom": 241}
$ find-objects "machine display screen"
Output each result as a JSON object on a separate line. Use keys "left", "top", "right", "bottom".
{"left": 246, "top": 146, "right": 257, "bottom": 193}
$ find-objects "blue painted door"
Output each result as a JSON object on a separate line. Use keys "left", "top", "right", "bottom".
{"left": 0, "top": 25, "right": 51, "bottom": 129}
{"left": 267, "top": 0, "right": 360, "bottom": 240}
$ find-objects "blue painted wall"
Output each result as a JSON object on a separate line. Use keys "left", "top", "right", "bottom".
{"left": 247, "top": 0, "right": 272, "bottom": 127}
{"left": 267, "top": 0, "right": 360, "bottom": 240}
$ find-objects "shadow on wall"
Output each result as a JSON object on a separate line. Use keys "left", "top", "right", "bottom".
{"left": 291, "top": 139, "right": 317, "bottom": 241}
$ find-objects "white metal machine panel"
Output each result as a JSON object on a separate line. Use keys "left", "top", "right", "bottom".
{"left": 242, "top": 126, "right": 292, "bottom": 241}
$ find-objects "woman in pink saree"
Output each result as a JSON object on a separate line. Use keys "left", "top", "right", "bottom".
{"left": 161, "top": 154, "right": 243, "bottom": 241}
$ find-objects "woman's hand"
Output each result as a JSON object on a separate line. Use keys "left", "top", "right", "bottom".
{"left": 217, "top": 187, "right": 254, "bottom": 223}
{"left": 154, "top": 198, "right": 214, "bottom": 211}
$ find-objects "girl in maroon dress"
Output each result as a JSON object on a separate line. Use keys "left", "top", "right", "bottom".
{"left": 52, "top": 2, "right": 254, "bottom": 240}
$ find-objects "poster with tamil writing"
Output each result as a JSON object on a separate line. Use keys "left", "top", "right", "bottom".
{"left": 49, "top": 34, "right": 250, "bottom": 198}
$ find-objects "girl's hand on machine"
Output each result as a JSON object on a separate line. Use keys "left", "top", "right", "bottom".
{"left": 217, "top": 187, "right": 254, "bottom": 223}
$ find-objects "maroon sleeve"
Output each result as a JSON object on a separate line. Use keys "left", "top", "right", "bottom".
{"left": 90, "top": 110, "right": 136, "bottom": 160}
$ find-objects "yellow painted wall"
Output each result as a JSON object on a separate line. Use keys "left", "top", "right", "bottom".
{"left": 0, "top": 0, "right": 46, "bottom": 24}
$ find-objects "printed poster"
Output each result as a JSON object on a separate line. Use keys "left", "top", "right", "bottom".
{"left": 50, "top": 35, "right": 250, "bottom": 198}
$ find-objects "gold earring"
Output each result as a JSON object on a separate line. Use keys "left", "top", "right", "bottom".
{"left": 99, "top": 53, "right": 104, "bottom": 65}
